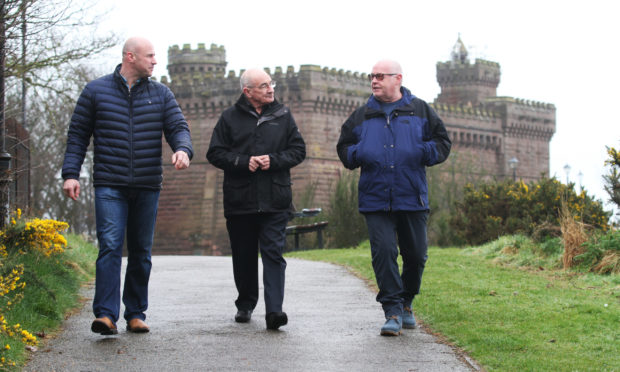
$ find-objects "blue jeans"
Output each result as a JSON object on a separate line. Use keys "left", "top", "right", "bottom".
{"left": 364, "top": 211, "right": 429, "bottom": 317}
{"left": 94, "top": 186, "right": 160, "bottom": 324}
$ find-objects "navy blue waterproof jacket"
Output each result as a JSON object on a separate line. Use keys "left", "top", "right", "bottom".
{"left": 337, "top": 87, "right": 451, "bottom": 212}
{"left": 62, "top": 64, "right": 193, "bottom": 190}
{"left": 207, "top": 95, "right": 306, "bottom": 217}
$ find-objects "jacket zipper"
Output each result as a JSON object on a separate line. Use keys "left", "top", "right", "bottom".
{"left": 128, "top": 87, "right": 134, "bottom": 185}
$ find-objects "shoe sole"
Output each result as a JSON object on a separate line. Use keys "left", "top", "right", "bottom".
{"left": 380, "top": 330, "right": 402, "bottom": 336}
{"left": 91, "top": 320, "right": 118, "bottom": 335}
{"left": 402, "top": 323, "right": 416, "bottom": 329}
{"left": 127, "top": 326, "right": 150, "bottom": 333}
{"left": 266, "top": 316, "right": 288, "bottom": 330}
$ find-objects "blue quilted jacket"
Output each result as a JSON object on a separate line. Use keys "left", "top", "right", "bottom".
{"left": 62, "top": 64, "right": 193, "bottom": 190}
{"left": 336, "top": 87, "right": 451, "bottom": 212}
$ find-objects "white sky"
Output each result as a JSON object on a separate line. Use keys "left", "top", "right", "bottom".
{"left": 95, "top": 0, "right": 620, "bottom": 217}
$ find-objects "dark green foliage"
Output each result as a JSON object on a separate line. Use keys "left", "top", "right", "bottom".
{"left": 427, "top": 150, "right": 488, "bottom": 247}
{"left": 451, "top": 176, "right": 611, "bottom": 246}
{"left": 326, "top": 170, "right": 368, "bottom": 248}
{"left": 575, "top": 230, "right": 620, "bottom": 273}
{"left": 603, "top": 146, "right": 620, "bottom": 210}
{"left": 535, "top": 237, "right": 564, "bottom": 257}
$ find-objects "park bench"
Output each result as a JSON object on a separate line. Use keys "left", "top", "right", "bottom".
{"left": 285, "top": 208, "right": 328, "bottom": 251}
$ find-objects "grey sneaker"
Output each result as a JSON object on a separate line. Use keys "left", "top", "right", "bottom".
{"left": 402, "top": 306, "right": 416, "bottom": 329}
{"left": 380, "top": 315, "right": 402, "bottom": 336}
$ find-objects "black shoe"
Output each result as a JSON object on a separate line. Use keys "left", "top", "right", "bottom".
{"left": 265, "top": 312, "right": 288, "bottom": 330}
{"left": 235, "top": 309, "right": 253, "bottom": 323}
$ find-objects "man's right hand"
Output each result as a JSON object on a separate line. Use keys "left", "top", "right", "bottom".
{"left": 63, "top": 179, "right": 80, "bottom": 201}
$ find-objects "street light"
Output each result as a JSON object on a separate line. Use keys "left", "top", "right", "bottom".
{"left": 578, "top": 171, "right": 583, "bottom": 190}
{"left": 508, "top": 157, "right": 519, "bottom": 181}
{"left": 563, "top": 164, "right": 571, "bottom": 184}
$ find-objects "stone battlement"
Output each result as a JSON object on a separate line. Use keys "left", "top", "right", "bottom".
{"left": 436, "top": 58, "right": 500, "bottom": 69}
{"left": 164, "top": 43, "right": 369, "bottom": 88}
{"left": 432, "top": 102, "right": 499, "bottom": 119}
{"left": 487, "top": 96, "right": 555, "bottom": 110}
{"left": 163, "top": 64, "right": 369, "bottom": 87}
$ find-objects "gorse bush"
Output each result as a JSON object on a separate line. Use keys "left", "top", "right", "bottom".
{"left": 1, "top": 209, "right": 68, "bottom": 257}
{"left": 451, "top": 176, "right": 611, "bottom": 246}
{"left": 0, "top": 210, "right": 69, "bottom": 369}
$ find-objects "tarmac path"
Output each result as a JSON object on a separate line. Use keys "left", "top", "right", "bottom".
{"left": 23, "top": 256, "right": 478, "bottom": 371}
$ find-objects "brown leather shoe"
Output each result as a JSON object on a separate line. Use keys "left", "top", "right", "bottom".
{"left": 127, "top": 318, "right": 150, "bottom": 333}
{"left": 91, "top": 317, "right": 118, "bottom": 335}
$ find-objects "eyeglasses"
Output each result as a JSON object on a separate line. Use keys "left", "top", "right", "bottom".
{"left": 368, "top": 73, "right": 398, "bottom": 82}
{"left": 249, "top": 81, "right": 277, "bottom": 90}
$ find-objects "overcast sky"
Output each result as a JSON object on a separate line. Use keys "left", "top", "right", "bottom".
{"left": 95, "top": 0, "right": 619, "bottom": 216}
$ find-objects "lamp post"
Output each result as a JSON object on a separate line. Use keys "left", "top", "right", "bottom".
{"left": 563, "top": 164, "right": 571, "bottom": 184}
{"left": 578, "top": 171, "right": 583, "bottom": 190}
{"left": 508, "top": 157, "right": 519, "bottom": 181}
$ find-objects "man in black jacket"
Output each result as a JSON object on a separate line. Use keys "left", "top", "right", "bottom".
{"left": 207, "top": 68, "right": 305, "bottom": 330}
{"left": 62, "top": 37, "right": 193, "bottom": 335}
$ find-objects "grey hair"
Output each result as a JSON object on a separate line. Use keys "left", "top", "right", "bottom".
{"left": 239, "top": 72, "right": 250, "bottom": 91}
{"left": 239, "top": 69, "right": 268, "bottom": 91}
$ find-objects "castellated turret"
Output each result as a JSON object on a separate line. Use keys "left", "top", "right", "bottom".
{"left": 154, "top": 39, "right": 556, "bottom": 256}
{"left": 167, "top": 43, "right": 227, "bottom": 80}
{"left": 435, "top": 36, "right": 501, "bottom": 105}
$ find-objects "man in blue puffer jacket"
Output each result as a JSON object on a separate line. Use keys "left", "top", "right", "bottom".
{"left": 337, "top": 60, "right": 451, "bottom": 336}
{"left": 61, "top": 37, "right": 193, "bottom": 335}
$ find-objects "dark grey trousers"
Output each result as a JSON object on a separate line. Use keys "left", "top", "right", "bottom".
{"left": 364, "top": 210, "right": 429, "bottom": 317}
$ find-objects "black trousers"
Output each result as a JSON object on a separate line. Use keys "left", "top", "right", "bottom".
{"left": 226, "top": 212, "right": 288, "bottom": 314}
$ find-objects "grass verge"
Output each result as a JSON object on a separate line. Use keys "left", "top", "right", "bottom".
{"left": 0, "top": 234, "right": 97, "bottom": 368}
{"left": 287, "top": 242, "right": 620, "bottom": 372}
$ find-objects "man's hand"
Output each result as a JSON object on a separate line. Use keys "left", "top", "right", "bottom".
{"left": 172, "top": 151, "right": 190, "bottom": 170}
{"left": 63, "top": 179, "right": 80, "bottom": 201}
{"left": 249, "top": 155, "right": 270, "bottom": 172}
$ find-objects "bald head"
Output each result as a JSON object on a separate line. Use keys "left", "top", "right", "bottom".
{"left": 373, "top": 60, "right": 402, "bottom": 75}
{"left": 370, "top": 59, "right": 403, "bottom": 103}
{"left": 122, "top": 37, "right": 153, "bottom": 59}
{"left": 120, "top": 37, "right": 157, "bottom": 86}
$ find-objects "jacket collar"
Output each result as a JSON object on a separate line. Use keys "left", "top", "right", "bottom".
{"left": 366, "top": 86, "right": 416, "bottom": 115}
{"left": 113, "top": 64, "right": 149, "bottom": 92}
{"left": 235, "top": 94, "right": 282, "bottom": 117}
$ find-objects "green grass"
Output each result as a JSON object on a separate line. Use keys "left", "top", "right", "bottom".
{"left": 0, "top": 234, "right": 97, "bottom": 368}
{"left": 287, "top": 242, "right": 620, "bottom": 372}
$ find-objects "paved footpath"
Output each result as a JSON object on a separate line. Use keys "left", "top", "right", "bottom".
{"left": 24, "top": 256, "right": 478, "bottom": 372}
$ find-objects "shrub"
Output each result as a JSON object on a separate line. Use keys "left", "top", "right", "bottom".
{"left": 0, "top": 210, "right": 58, "bottom": 368}
{"left": 451, "top": 176, "right": 610, "bottom": 246}
{"left": 575, "top": 230, "right": 620, "bottom": 274}
{"left": 326, "top": 170, "right": 368, "bottom": 248}
{"left": 603, "top": 146, "right": 620, "bottom": 210}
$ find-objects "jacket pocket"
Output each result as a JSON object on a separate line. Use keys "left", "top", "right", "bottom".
{"left": 271, "top": 173, "right": 292, "bottom": 209}
{"left": 224, "top": 177, "right": 251, "bottom": 208}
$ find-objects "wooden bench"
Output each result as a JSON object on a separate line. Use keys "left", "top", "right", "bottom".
{"left": 285, "top": 208, "right": 328, "bottom": 251}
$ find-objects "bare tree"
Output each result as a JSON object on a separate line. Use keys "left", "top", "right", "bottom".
{"left": 1, "top": 0, "right": 118, "bottom": 232}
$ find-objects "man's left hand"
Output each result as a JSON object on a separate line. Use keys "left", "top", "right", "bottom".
{"left": 172, "top": 151, "right": 190, "bottom": 170}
